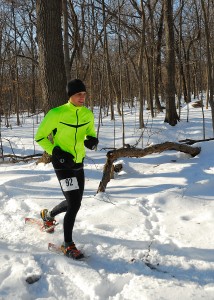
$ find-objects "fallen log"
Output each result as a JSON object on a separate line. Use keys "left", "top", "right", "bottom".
{"left": 97, "top": 142, "right": 201, "bottom": 193}
{"left": 0, "top": 153, "right": 42, "bottom": 163}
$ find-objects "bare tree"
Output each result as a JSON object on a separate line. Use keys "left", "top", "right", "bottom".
{"left": 62, "top": 0, "right": 70, "bottom": 82}
{"left": 163, "top": 0, "right": 179, "bottom": 126}
{"left": 1, "top": 0, "right": 214, "bottom": 134}
{"left": 101, "top": 0, "right": 116, "bottom": 119}
{"left": 201, "top": 0, "right": 214, "bottom": 134}
{"left": 36, "top": 0, "right": 67, "bottom": 112}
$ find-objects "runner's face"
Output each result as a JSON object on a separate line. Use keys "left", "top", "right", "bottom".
{"left": 69, "top": 92, "right": 86, "bottom": 107}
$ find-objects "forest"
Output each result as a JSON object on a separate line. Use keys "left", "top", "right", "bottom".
{"left": 0, "top": 2, "right": 214, "bottom": 298}
{"left": 0, "top": 0, "right": 213, "bottom": 132}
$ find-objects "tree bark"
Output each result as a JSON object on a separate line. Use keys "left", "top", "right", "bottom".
{"left": 163, "top": 0, "right": 179, "bottom": 126}
{"left": 62, "top": 0, "right": 70, "bottom": 82}
{"left": 154, "top": 7, "right": 164, "bottom": 113}
{"left": 201, "top": 0, "right": 214, "bottom": 135}
{"left": 36, "top": 0, "right": 67, "bottom": 112}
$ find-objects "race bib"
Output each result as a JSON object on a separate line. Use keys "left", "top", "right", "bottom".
{"left": 60, "top": 177, "right": 79, "bottom": 192}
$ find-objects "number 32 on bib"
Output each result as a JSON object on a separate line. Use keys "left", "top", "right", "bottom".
{"left": 60, "top": 177, "right": 79, "bottom": 192}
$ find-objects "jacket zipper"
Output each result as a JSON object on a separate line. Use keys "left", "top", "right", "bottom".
{"left": 74, "top": 109, "right": 78, "bottom": 161}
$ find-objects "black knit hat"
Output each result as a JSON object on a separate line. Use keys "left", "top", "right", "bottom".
{"left": 66, "top": 79, "right": 86, "bottom": 97}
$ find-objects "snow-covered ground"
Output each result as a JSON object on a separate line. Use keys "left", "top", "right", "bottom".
{"left": 0, "top": 101, "right": 214, "bottom": 299}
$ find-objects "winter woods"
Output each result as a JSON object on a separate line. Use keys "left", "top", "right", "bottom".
{"left": 0, "top": 0, "right": 213, "bottom": 129}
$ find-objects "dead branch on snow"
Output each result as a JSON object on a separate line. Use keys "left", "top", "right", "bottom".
{"left": 97, "top": 142, "right": 201, "bottom": 193}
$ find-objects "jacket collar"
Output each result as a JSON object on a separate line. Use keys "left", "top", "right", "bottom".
{"left": 67, "top": 101, "right": 83, "bottom": 111}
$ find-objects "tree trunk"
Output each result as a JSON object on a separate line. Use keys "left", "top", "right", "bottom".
{"left": 154, "top": 7, "right": 164, "bottom": 113}
{"left": 62, "top": 0, "right": 70, "bottom": 82}
{"left": 36, "top": 0, "right": 67, "bottom": 112}
{"left": 102, "top": 0, "right": 116, "bottom": 119}
{"left": 138, "top": 0, "right": 146, "bottom": 129}
{"left": 201, "top": 0, "right": 214, "bottom": 135}
{"left": 163, "top": 0, "right": 179, "bottom": 126}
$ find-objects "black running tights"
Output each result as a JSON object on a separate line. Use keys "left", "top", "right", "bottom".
{"left": 50, "top": 167, "right": 85, "bottom": 244}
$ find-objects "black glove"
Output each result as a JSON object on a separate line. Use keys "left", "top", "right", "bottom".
{"left": 84, "top": 136, "right": 99, "bottom": 150}
{"left": 52, "top": 146, "right": 75, "bottom": 168}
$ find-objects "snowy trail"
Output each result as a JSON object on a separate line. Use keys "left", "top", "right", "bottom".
{"left": 1, "top": 105, "right": 214, "bottom": 299}
{"left": 1, "top": 150, "right": 214, "bottom": 300}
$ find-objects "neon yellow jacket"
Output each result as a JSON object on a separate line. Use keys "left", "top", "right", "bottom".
{"left": 35, "top": 102, "right": 96, "bottom": 163}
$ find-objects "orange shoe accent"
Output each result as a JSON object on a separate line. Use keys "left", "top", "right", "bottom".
{"left": 42, "top": 220, "right": 56, "bottom": 233}
{"left": 62, "top": 243, "right": 84, "bottom": 259}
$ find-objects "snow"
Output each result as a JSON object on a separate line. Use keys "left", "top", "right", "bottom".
{"left": 0, "top": 101, "right": 214, "bottom": 300}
